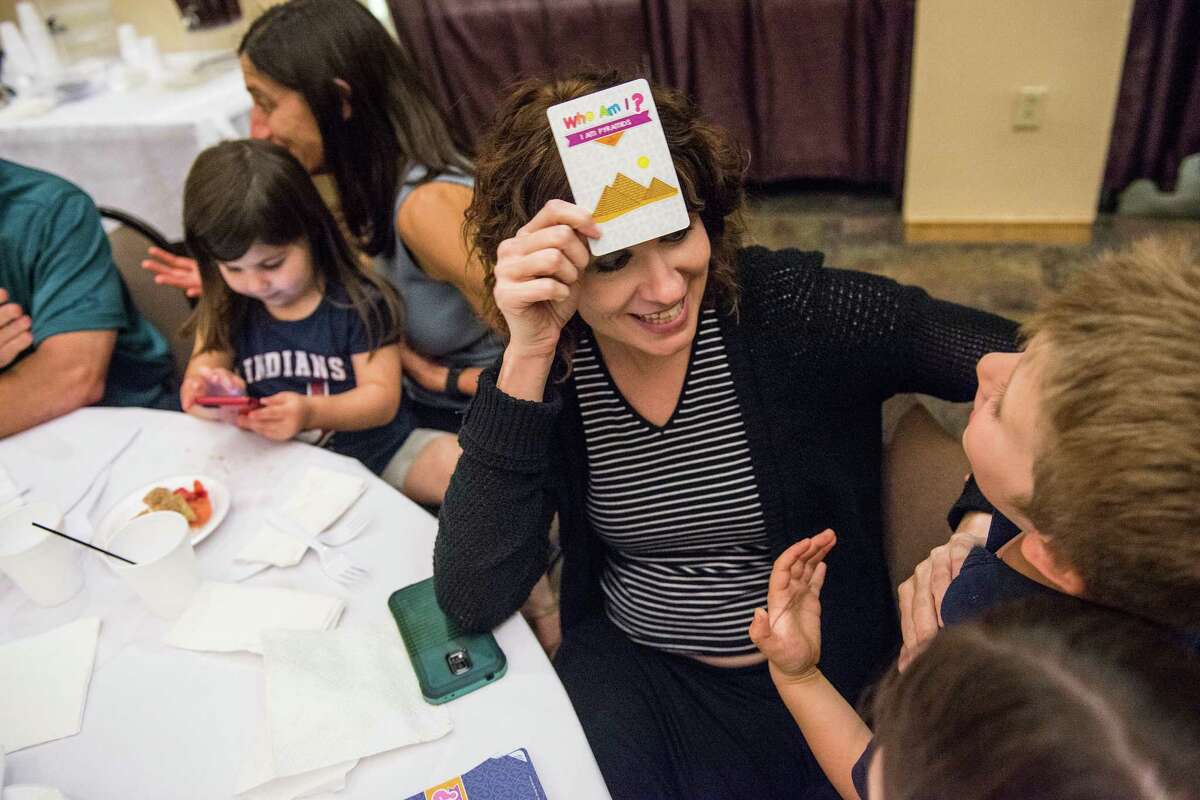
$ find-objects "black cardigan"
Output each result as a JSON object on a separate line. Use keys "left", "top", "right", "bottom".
{"left": 434, "top": 247, "right": 1018, "bottom": 702}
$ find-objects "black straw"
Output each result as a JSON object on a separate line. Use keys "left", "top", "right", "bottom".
{"left": 31, "top": 521, "right": 137, "bottom": 565}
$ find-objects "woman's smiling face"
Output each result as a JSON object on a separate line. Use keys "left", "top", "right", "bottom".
{"left": 241, "top": 55, "right": 327, "bottom": 174}
{"left": 577, "top": 215, "right": 711, "bottom": 362}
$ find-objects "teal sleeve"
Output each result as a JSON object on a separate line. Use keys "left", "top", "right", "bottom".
{"left": 28, "top": 190, "right": 128, "bottom": 343}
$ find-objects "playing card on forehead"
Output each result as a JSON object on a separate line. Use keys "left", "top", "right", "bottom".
{"left": 547, "top": 78, "right": 691, "bottom": 257}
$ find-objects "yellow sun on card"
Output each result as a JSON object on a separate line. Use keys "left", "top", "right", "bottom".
{"left": 637, "top": 156, "right": 650, "bottom": 169}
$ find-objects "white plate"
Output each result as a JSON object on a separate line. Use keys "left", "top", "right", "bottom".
{"left": 94, "top": 474, "right": 230, "bottom": 547}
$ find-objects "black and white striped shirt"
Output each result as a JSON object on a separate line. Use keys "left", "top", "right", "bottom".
{"left": 574, "top": 309, "right": 773, "bottom": 656}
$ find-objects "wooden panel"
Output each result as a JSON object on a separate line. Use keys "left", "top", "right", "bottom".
{"left": 905, "top": 221, "right": 1093, "bottom": 245}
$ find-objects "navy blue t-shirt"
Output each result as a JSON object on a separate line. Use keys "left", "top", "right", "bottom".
{"left": 851, "top": 738, "right": 876, "bottom": 798}
{"left": 940, "top": 513, "right": 1059, "bottom": 626}
{"left": 233, "top": 284, "right": 411, "bottom": 474}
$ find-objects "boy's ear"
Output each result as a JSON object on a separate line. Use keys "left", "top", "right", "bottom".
{"left": 1020, "top": 530, "right": 1085, "bottom": 596}
{"left": 334, "top": 79, "right": 352, "bottom": 121}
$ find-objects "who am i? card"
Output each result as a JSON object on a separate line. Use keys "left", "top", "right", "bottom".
{"left": 547, "top": 78, "right": 691, "bottom": 257}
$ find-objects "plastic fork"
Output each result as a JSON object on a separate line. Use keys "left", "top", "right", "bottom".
{"left": 267, "top": 510, "right": 369, "bottom": 586}
{"left": 318, "top": 511, "right": 370, "bottom": 547}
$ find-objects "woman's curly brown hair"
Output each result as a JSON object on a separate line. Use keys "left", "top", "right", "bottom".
{"left": 465, "top": 69, "right": 748, "bottom": 367}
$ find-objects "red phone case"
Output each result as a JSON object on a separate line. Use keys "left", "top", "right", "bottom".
{"left": 195, "top": 395, "right": 261, "bottom": 409}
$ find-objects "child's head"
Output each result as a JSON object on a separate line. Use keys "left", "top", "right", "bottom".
{"left": 868, "top": 596, "right": 1200, "bottom": 800}
{"left": 183, "top": 139, "right": 402, "bottom": 354}
{"left": 962, "top": 237, "right": 1200, "bottom": 627}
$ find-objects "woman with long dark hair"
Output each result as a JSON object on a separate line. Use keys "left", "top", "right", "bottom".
{"left": 145, "top": 0, "right": 500, "bottom": 503}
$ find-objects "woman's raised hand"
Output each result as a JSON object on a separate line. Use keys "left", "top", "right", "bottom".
{"left": 493, "top": 200, "right": 600, "bottom": 362}
{"left": 142, "top": 247, "right": 203, "bottom": 298}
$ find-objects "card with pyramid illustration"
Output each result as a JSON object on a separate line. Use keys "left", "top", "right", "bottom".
{"left": 547, "top": 78, "right": 691, "bottom": 256}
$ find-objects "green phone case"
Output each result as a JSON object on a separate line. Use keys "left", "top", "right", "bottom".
{"left": 388, "top": 577, "right": 507, "bottom": 704}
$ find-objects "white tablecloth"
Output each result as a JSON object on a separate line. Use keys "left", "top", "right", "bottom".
{"left": 0, "top": 407, "right": 608, "bottom": 799}
{"left": 0, "top": 61, "right": 251, "bottom": 240}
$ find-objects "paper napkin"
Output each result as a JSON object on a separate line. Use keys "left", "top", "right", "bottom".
{"left": 234, "top": 466, "right": 366, "bottom": 569}
{"left": 262, "top": 628, "right": 452, "bottom": 778}
{"left": 2, "top": 786, "right": 69, "bottom": 800}
{"left": 163, "top": 582, "right": 344, "bottom": 655}
{"left": 236, "top": 713, "right": 358, "bottom": 800}
{"left": 0, "top": 618, "right": 101, "bottom": 753}
{"left": 0, "top": 418, "right": 139, "bottom": 516}
{"left": 0, "top": 461, "right": 25, "bottom": 518}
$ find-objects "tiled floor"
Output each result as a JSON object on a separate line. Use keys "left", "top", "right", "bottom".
{"left": 743, "top": 189, "right": 1199, "bottom": 322}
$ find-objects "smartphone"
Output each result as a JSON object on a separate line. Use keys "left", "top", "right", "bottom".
{"left": 388, "top": 577, "right": 507, "bottom": 704}
{"left": 194, "top": 395, "right": 262, "bottom": 410}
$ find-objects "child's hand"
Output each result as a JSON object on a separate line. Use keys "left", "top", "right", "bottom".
{"left": 181, "top": 366, "right": 246, "bottom": 419}
{"left": 749, "top": 529, "right": 837, "bottom": 684}
{"left": 237, "top": 392, "right": 311, "bottom": 441}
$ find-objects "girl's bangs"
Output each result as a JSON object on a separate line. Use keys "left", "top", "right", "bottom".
{"left": 193, "top": 171, "right": 306, "bottom": 265}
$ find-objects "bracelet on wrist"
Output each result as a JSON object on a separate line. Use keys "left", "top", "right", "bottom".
{"left": 445, "top": 365, "right": 469, "bottom": 401}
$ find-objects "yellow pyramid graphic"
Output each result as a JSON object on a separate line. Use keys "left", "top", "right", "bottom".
{"left": 644, "top": 177, "right": 679, "bottom": 202}
{"left": 593, "top": 173, "right": 681, "bottom": 223}
{"left": 612, "top": 173, "right": 646, "bottom": 198}
{"left": 592, "top": 182, "right": 643, "bottom": 221}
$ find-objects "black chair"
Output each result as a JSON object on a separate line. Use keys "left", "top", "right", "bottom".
{"left": 99, "top": 207, "right": 194, "bottom": 384}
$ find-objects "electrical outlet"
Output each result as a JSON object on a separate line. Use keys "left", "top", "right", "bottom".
{"left": 1013, "top": 86, "right": 1047, "bottom": 130}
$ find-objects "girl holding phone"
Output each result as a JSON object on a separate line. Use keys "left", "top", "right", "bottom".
{"left": 179, "top": 139, "right": 423, "bottom": 480}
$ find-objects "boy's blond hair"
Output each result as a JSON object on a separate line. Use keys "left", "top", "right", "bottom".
{"left": 1020, "top": 237, "right": 1200, "bottom": 630}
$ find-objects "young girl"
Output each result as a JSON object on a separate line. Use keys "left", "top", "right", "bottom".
{"left": 749, "top": 533, "right": 1200, "bottom": 800}
{"left": 180, "top": 139, "right": 410, "bottom": 476}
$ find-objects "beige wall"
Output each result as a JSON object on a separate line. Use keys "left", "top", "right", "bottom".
{"left": 0, "top": 1, "right": 384, "bottom": 51}
{"left": 0, "top": 1, "right": 293, "bottom": 52}
{"left": 108, "top": 0, "right": 252, "bottom": 53}
{"left": 904, "top": 0, "right": 1133, "bottom": 225}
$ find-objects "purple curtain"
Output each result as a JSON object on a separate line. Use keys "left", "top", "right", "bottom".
{"left": 1103, "top": 0, "right": 1200, "bottom": 194}
{"left": 390, "top": 0, "right": 651, "bottom": 153}
{"left": 388, "top": 0, "right": 915, "bottom": 192}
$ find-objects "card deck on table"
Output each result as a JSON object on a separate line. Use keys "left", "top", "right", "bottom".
{"left": 404, "top": 748, "right": 549, "bottom": 800}
{"left": 547, "top": 78, "right": 691, "bottom": 256}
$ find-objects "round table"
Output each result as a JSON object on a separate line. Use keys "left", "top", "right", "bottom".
{"left": 0, "top": 407, "right": 608, "bottom": 799}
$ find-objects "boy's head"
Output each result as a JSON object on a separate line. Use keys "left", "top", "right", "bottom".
{"left": 962, "top": 237, "right": 1200, "bottom": 628}
{"left": 870, "top": 596, "right": 1200, "bottom": 800}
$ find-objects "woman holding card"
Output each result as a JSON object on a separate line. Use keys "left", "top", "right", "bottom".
{"left": 434, "top": 71, "right": 1017, "bottom": 800}
{"left": 142, "top": 0, "right": 499, "bottom": 501}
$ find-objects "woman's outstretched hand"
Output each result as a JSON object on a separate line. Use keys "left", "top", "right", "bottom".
{"left": 492, "top": 200, "right": 600, "bottom": 362}
{"left": 142, "top": 247, "right": 203, "bottom": 298}
{"left": 749, "top": 529, "right": 837, "bottom": 684}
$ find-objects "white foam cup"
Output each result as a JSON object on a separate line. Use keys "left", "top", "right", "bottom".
{"left": 105, "top": 511, "right": 200, "bottom": 618}
{"left": 0, "top": 500, "right": 83, "bottom": 606}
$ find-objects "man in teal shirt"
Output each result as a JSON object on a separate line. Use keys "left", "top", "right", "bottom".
{"left": 0, "top": 159, "right": 174, "bottom": 436}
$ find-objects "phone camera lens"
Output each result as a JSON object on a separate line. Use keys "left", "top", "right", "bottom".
{"left": 447, "top": 649, "right": 472, "bottom": 675}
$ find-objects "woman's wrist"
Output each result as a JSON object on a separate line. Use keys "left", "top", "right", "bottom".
{"left": 497, "top": 345, "right": 556, "bottom": 402}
